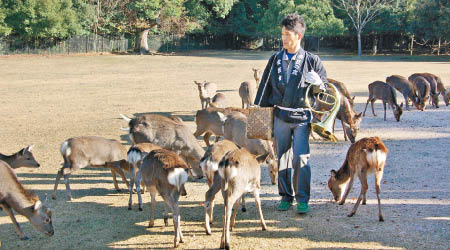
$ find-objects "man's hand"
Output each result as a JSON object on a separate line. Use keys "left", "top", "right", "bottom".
{"left": 305, "top": 71, "right": 323, "bottom": 86}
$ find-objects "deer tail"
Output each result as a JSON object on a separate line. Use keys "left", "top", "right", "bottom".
{"left": 60, "top": 140, "right": 71, "bottom": 158}
{"left": 167, "top": 168, "right": 188, "bottom": 192}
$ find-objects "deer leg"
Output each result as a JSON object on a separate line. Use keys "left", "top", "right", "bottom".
{"left": 403, "top": 93, "right": 410, "bottom": 110}
{"left": 110, "top": 169, "right": 121, "bottom": 192}
{"left": 341, "top": 120, "right": 348, "bottom": 141}
{"left": 363, "top": 99, "right": 370, "bottom": 116}
{"left": 230, "top": 198, "right": 240, "bottom": 231}
{"left": 204, "top": 132, "right": 212, "bottom": 147}
{"left": 135, "top": 170, "right": 143, "bottom": 211}
{"left": 383, "top": 101, "right": 387, "bottom": 121}
{"left": 370, "top": 100, "right": 377, "bottom": 116}
{"left": 3, "top": 205, "right": 27, "bottom": 240}
{"left": 127, "top": 169, "right": 135, "bottom": 210}
{"left": 147, "top": 189, "right": 156, "bottom": 228}
{"left": 221, "top": 191, "right": 240, "bottom": 250}
{"left": 205, "top": 172, "right": 222, "bottom": 235}
{"left": 52, "top": 168, "right": 64, "bottom": 200}
{"left": 63, "top": 171, "right": 73, "bottom": 201}
{"left": 163, "top": 193, "right": 183, "bottom": 247}
{"left": 338, "top": 175, "right": 354, "bottom": 205}
{"left": 241, "top": 194, "right": 247, "bottom": 212}
{"left": 253, "top": 189, "right": 267, "bottom": 231}
{"left": 164, "top": 201, "right": 170, "bottom": 226}
{"left": 348, "top": 171, "right": 368, "bottom": 217}
{"left": 375, "top": 169, "right": 384, "bottom": 222}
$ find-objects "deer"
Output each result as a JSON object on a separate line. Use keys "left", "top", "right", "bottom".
{"left": 409, "top": 75, "right": 430, "bottom": 111}
{"left": 194, "top": 80, "right": 217, "bottom": 109}
{"left": 409, "top": 73, "right": 447, "bottom": 107}
{"left": 210, "top": 93, "right": 227, "bottom": 108}
{"left": 328, "top": 136, "right": 388, "bottom": 222}
{"left": 224, "top": 111, "right": 278, "bottom": 185}
{"left": 363, "top": 81, "right": 403, "bottom": 122}
{"left": 201, "top": 140, "right": 239, "bottom": 235}
{"left": 126, "top": 143, "right": 162, "bottom": 211}
{"left": 252, "top": 68, "right": 261, "bottom": 87}
{"left": 138, "top": 148, "right": 189, "bottom": 248}
{"left": 218, "top": 148, "right": 268, "bottom": 250}
{"left": 239, "top": 81, "right": 256, "bottom": 108}
{"left": 386, "top": 75, "right": 419, "bottom": 111}
{"left": 52, "top": 136, "right": 130, "bottom": 201}
{"left": 0, "top": 145, "right": 40, "bottom": 169}
{"left": 0, "top": 161, "right": 54, "bottom": 240}
{"left": 327, "top": 78, "right": 355, "bottom": 107}
{"left": 120, "top": 114, "right": 204, "bottom": 179}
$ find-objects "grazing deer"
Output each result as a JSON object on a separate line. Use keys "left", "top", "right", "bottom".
{"left": 327, "top": 78, "right": 355, "bottom": 107}
{"left": 386, "top": 75, "right": 419, "bottom": 110}
{"left": 210, "top": 93, "right": 227, "bottom": 108}
{"left": 239, "top": 81, "right": 256, "bottom": 108}
{"left": 252, "top": 68, "right": 261, "bottom": 87}
{"left": 363, "top": 81, "right": 403, "bottom": 122}
{"left": 201, "top": 140, "right": 239, "bottom": 235}
{"left": 218, "top": 148, "right": 268, "bottom": 250}
{"left": 409, "top": 73, "right": 448, "bottom": 107}
{"left": 138, "top": 149, "right": 189, "bottom": 248}
{"left": 224, "top": 111, "right": 278, "bottom": 185}
{"left": 328, "top": 137, "right": 388, "bottom": 221}
{"left": 194, "top": 80, "right": 217, "bottom": 109}
{"left": 409, "top": 76, "right": 430, "bottom": 111}
{"left": 126, "top": 143, "right": 162, "bottom": 211}
{"left": 0, "top": 161, "right": 54, "bottom": 239}
{"left": 52, "top": 136, "right": 129, "bottom": 201}
{"left": 0, "top": 145, "right": 40, "bottom": 169}
{"left": 121, "top": 114, "right": 204, "bottom": 178}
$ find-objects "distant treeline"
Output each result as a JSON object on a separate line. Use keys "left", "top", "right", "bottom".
{"left": 0, "top": 0, "right": 448, "bottom": 55}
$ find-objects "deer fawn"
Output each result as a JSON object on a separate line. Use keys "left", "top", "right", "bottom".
{"left": 252, "top": 68, "right": 261, "bottom": 87}
{"left": 0, "top": 145, "right": 40, "bottom": 169}
{"left": 201, "top": 140, "right": 239, "bottom": 235}
{"left": 363, "top": 81, "right": 403, "bottom": 122}
{"left": 239, "top": 81, "right": 256, "bottom": 108}
{"left": 52, "top": 136, "right": 129, "bottom": 200}
{"left": 218, "top": 148, "right": 268, "bottom": 249}
{"left": 328, "top": 137, "right": 388, "bottom": 221}
{"left": 0, "top": 161, "right": 54, "bottom": 239}
{"left": 126, "top": 143, "right": 162, "bottom": 211}
{"left": 194, "top": 80, "right": 217, "bottom": 109}
{"left": 138, "top": 148, "right": 189, "bottom": 248}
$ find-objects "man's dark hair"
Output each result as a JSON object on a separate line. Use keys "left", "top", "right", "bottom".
{"left": 281, "top": 14, "right": 306, "bottom": 36}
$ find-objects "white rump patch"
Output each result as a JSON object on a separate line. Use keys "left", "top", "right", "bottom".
{"left": 127, "top": 150, "right": 142, "bottom": 164}
{"left": 218, "top": 112, "right": 226, "bottom": 122}
{"left": 366, "top": 150, "right": 387, "bottom": 171}
{"left": 167, "top": 168, "right": 188, "bottom": 191}
{"left": 60, "top": 141, "right": 71, "bottom": 157}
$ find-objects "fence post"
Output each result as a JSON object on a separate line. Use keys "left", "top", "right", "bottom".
{"left": 67, "top": 39, "right": 70, "bottom": 55}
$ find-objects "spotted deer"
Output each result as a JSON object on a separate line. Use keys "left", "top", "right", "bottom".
{"left": 239, "top": 81, "right": 256, "bottom": 108}
{"left": 363, "top": 81, "right": 403, "bottom": 122}
{"left": 328, "top": 137, "right": 388, "bottom": 221}
{"left": 52, "top": 136, "right": 129, "bottom": 201}
{"left": 218, "top": 148, "right": 268, "bottom": 250}
{"left": 201, "top": 140, "right": 239, "bottom": 235}
{"left": 194, "top": 80, "right": 217, "bottom": 109}
{"left": 0, "top": 161, "right": 54, "bottom": 240}
{"left": 138, "top": 148, "right": 189, "bottom": 248}
{"left": 0, "top": 145, "right": 40, "bottom": 169}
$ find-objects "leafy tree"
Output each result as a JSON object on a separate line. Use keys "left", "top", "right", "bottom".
{"left": 0, "top": 1, "right": 12, "bottom": 37}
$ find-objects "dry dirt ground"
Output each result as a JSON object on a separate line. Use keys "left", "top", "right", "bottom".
{"left": 0, "top": 51, "right": 449, "bottom": 250}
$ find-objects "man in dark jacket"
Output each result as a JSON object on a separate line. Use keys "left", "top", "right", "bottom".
{"left": 254, "top": 13, "right": 327, "bottom": 214}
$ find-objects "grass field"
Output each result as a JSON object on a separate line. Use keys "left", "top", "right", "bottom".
{"left": 0, "top": 51, "right": 449, "bottom": 250}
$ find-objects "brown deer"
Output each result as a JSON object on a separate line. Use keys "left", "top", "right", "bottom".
{"left": 409, "top": 75, "right": 430, "bottom": 111}
{"left": 386, "top": 75, "right": 419, "bottom": 110}
{"left": 239, "top": 81, "right": 256, "bottom": 108}
{"left": 194, "top": 80, "right": 217, "bottom": 109}
{"left": 138, "top": 149, "right": 189, "bottom": 248}
{"left": 224, "top": 111, "right": 278, "bottom": 185}
{"left": 126, "top": 143, "right": 162, "bottom": 211}
{"left": 121, "top": 114, "right": 204, "bottom": 179}
{"left": 409, "top": 73, "right": 448, "bottom": 107}
{"left": 327, "top": 78, "right": 355, "bottom": 106}
{"left": 201, "top": 140, "right": 239, "bottom": 235}
{"left": 218, "top": 148, "right": 268, "bottom": 250}
{"left": 0, "top": 145, "right": 40, "bottom": 169}
{"left": 252, "top": 68, "right": 262, "bottom": 87}
{"left": 52, "top": 136, "right": 129, "bottom": 201}
{"left": 328, "top": 137, "right": 388, "bottom": 221}
{"left": 363, "top": 81, "right": 403, "bottom": 122}
{"left": 210, "top": 93, "right": 227, "bottom": 108}
{"left": 0, "top": 161, "right": 54, "bottom": 239}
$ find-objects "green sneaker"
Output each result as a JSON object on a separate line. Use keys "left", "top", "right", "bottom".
{"left": 297, "top": 202, "right": 309, "bottom": 214}
{"left": 277, "top": 200, "right": 293, "bottom": 211}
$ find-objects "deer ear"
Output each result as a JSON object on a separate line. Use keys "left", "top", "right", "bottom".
{"left": 356, "top": 112, "right": 362, "bottom": 118}
{"left": 256, "top": 153, "right": 270, "bottom": 163}
{"left": 33, "top": 200, "right": 42, "bottom": 211}
{"left": 330, "top": 169, "right": 336, "bottom": 177}
{"left": 352, "top": 96, "right": 356, "bottom": 102}
{"left": 26, "top": 145, "right": 35, "bottom": 152}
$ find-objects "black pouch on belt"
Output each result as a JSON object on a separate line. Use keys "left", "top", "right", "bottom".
{"left": 274, "top": 107, "right": 312, "bottom": 124}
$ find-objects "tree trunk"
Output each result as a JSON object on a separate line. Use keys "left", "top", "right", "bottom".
{"left": 317, "top": 37, "right": 320, "bottom": 53}
{"left": 357, "top": 31, "right": 362, "bottom": 56}
{"left": 437, "top": 37, "right": 441, "bottom": 56}
{"left": 372, "top": 35, "right": 378, "bottom": 55}
{"left": 410, "top": 34, "right": 414, "bottom": 55}
{"left": 379, "top": 34, "right": 383, "bottom": 53}
{"left": 136, "top": 29, "right": 150, "bottom": 55}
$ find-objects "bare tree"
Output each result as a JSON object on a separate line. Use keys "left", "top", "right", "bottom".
{"left": 335, "top": 0, "right": 394, "bottom": 56}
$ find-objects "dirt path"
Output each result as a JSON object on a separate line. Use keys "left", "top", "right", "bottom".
{"left": 0, "top": 51, "right": 449, "bottom": 250}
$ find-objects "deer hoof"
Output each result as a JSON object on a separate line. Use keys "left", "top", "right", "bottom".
{"left": 139, "top": 207, "right": 143, "bottom": 211}
{"left": 347, "top": 212, "right": 355, "bottom": 217}
{"left": 67, "top": 196, "right": 73, "bottom": 201}
{"left": 379, "top": 216, "right": 384, "bottom": 222}
{"left": 116, "top": 189, "right": 122, "bottom": 193}
{"left": 164, "top": 218, "right": 169, "bottom": 226}
{"left": 338, "top": 201, "right": 345, "bottom": 205}
{"left": 51, "top": 193, "right": 57, "bottom": 200}
{"left": 127, "top": 206, "right": 132, "bottom": 210}
{"left": 20, "top": 236, "right": 30, "bottom": 241}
